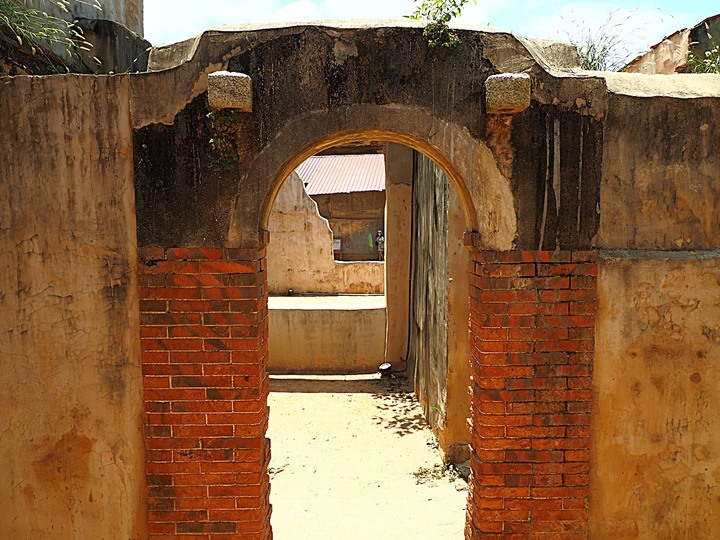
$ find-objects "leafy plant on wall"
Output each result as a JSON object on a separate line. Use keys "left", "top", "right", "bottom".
{"left": 409, "top": 0, "right": 476, "bottom": 48}
{"left": 688, "top": 24, "right": 720, "bottom": 73}
{"left": 206, "top": 109, "right": 242, "bottom": 173}
{"left": 0, "top": 0, "right": 99, "bottom": 58}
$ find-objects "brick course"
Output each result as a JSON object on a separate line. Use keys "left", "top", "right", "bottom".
{"left": 139, "top": 247, "right": 272, "bottom": 540}
{"left": 138, "top": 245, "right": 594, "bottom": 539}
{"left": 465, "top": 250, "right": 596, "bottom": 540}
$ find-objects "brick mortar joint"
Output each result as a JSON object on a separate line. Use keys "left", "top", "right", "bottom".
{"left": 471, "top": 251, "right": 599, "bottom": 266}
{"left": 466, "top": 248, "right": 599, "bottom": 265}
{"left": 138, "top": 247, "right": 267, "bottom": 263}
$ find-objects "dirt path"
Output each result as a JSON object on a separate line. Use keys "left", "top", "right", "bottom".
{"left": 267, "top": 374, "right": 468, "bottom": 539}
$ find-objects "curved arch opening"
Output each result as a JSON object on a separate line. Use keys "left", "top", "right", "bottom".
{"left": 260, "top": 129, "right": 479, "bottom": 235}
{"left": 264, "top": 138, "right": 472, "bottom": 537}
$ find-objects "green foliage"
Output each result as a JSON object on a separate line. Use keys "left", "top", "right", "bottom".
{"left": 207, "top": 109, "right": 242, "bottom": 173}
{"left": 408, "top": 0, "right": 476, "bottom": 48}
{"left": 688, "top": 24, "right": 720, "bottom": 74}
{"left": 413, "top": 463, "right": 460, "bottom": 485}
{"left": 0, "top": 0, "right": 99, "bottom": 56}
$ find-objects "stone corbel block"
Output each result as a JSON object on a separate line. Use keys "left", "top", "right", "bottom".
{"left": 485, "top": 73, "right": 531, "bottom": 114}
{"left": 208, "top": 71, "right": 253, "bottom": 111}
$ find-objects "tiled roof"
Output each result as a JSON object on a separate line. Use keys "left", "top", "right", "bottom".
{"left": 295, "top": 154, "right": 386, "bottom": 195}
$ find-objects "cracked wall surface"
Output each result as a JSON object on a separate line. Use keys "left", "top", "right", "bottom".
{"left": 598, "top": 95, "right": 720, "bottom": 250}
{"left": 0, "top": 75, "right": 146, "bottom": 539}
{"left": 592, "top": 257, "right": 720, "bottom": 539}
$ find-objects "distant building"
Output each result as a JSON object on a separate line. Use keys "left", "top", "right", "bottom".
{"left": 297, "top": 153, "right": 386, "bottom": 261}
{"left": 624, "top": 14, "right": 720, "bottom": 74}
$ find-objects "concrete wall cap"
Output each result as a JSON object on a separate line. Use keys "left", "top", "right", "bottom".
{"left": 208, "top": 71, "right": 253, "bottom": 111}
{"left": 485, "top": 72, "right": 531, "bottom": 114}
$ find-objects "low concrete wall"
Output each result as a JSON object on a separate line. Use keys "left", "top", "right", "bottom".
{"left": 268, "top": 172, "right": 384, "bottom": 294}
{"left": 268, "top": 296, "right": 386, "bottom": 374}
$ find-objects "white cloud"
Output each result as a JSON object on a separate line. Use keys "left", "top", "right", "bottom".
{"left": 273, "top": 0, "right": 323, "bottom": 22}
{"left": 323, "top": 0, "right": 415, "bottom": 20}
{"left": 145, "top": 0, "right": 290, "bottom": 44}
{"left": 518, "top": 2, "right": 696, "bottom": 60}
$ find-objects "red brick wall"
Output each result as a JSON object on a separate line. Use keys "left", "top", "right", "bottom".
{"left": 465, "top": 250, "right": 597, "bottom": 540}
{"left": 136, "top": 245, "right": 596, "bottom": 539}
{"left": 138, "top": 247, "right": 272, "bottom": 540}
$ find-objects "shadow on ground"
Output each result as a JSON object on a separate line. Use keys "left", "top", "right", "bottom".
{"left": 370, "top": 375, "right": 428, "bottom": 437}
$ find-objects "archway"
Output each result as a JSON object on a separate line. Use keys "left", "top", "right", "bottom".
{"left": 133, "top": 24, "right": 599, "bottom": 540}
{"left": 226, "top": 105, "right": 518, "bottom": 252}
{"left": 253, "top": 122, "right": 489, "bottom": 434}
{"left": 259, "top": 129, "right": 480, "bottom": 235}
{"left": 135, "top": 104, "right": 527, "bottom": 539}
{"left": 262, "top": 136, "right": 473, "bottom": 537}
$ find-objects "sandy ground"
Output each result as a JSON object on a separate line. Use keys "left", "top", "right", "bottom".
{"left": 267, "top": 374, "right": 468, "bottom": 539}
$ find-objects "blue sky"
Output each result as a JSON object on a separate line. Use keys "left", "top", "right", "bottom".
{"left": 145, "top": 1, "right": 717, "bottom": 61}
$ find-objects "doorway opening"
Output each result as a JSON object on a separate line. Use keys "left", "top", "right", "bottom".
{"left": 264, "top": 138, "right": 472, "bottom": 537}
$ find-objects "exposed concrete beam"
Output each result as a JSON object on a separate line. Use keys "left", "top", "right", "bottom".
{"left": 485, "top": 72, "right": 531, "bottom": 114}
{"left": 208, "top": 71, "right": 253, "bottom": 111}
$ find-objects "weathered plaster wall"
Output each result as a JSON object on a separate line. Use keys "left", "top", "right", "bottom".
{"left": 592, "top": 257, "right": 720, "bottom": 539}
{"left": 623, "top": 29, "right": 690, "bottom": 74}
{"left": 623, "top": 15, "right": 720, "bottom": 74}
{"left": 440, "top": 186, "right": 471, "bottom": 462}
{"left": 133, "top": 94, "right": 239, "bottom": 246}
{"left": 0, "top": 75, "right": 146, "bottom": 539}
{"left": 268, "top": 296, "right": 386, "bottom": 374}
{"left": 597, "top": 95, "right": 720, "bottom": 250}
{"left": 77, "top": 19, "right": 152, "bottom": 73}
{"left": 590, "top": 90, "right": 720, "bottom": 539}
{"left": 134, "top": 26, "right": 556, "bottom": 251}
{"left": 267, "top": 172, "right": 383, "bottom": 294}
{"left": 509, "top": 106, "right": 603, "bottom": 251}
{"left": 410, "top": 152, "right": 449, "bottom": 434}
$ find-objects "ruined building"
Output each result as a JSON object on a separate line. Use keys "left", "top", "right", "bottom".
{"left": 2, "top": 2, "right": 720, "bottom": 539}
{"left": 624, "top": 13, "right": 720, "bottom": 74}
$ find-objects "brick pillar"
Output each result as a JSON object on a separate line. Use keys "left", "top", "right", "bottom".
{"left": 138, "top": 247, "right": 272, "bottom": 539}
{"left": 465, "top": 250, "right": 596, "bottom": 539}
